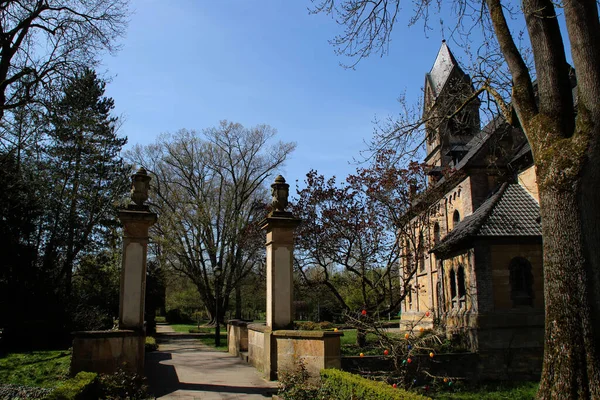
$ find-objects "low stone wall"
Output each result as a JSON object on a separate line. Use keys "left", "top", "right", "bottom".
{"left": 476, "top": 311, "right": 544, "bottom": 350}
{"left": 342, "top": 353, "right": 479, "bottom": 379}
{"left": 273, "top": 330, "right": 343, "bottom": 379}
{"left": 478, "top": 347, "right": 542, "bottom": 381}
{"left": 246, "top": 324, "right": 343, "bottom": 380}
{"left": 342, "top": 350, "right": 541, "bottom": 382}
{"left": 247, "top": 324, "right": 267, "bottom": 373}
{"left": 400, "top": 311, "right": 434, "bottom": 331}
{"left": 71, "top": 330, "right": 144, "bottom": 375}
{"left": 227, "top": 320, "right": 250, "bottom": 356}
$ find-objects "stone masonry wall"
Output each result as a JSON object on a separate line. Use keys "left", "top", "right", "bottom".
{"left": 247, "top": 327, "right": 265, "bottom": 373}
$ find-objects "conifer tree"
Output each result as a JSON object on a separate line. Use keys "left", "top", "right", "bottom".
{"left": 40, "top": 69, "right": 128, "bottom": 298}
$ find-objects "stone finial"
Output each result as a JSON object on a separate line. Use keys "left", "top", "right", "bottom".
{"left": 131, "top": 167, "right": 151, "bottom": 207}
{"left": 271, "top": 175, "right": 289, "bottom": 212}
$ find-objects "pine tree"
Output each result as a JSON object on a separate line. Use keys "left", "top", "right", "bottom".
{"left": 41, "top": 69, "right": 129, "bottom": 298}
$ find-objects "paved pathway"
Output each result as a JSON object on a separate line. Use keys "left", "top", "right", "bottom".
{"left": 145, "top": 325, "right": 279, "bottom": 399}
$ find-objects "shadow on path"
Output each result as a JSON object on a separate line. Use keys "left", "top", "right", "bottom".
{"left": 145, "top": 332, "right": 278, "bottom": 399}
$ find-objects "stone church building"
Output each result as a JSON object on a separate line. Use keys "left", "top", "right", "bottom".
{"left": 399, "top": 42, "right": 544, "bottom": 376}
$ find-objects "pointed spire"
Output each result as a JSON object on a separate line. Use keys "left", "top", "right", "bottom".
{"left": 427, "top": 41, "right": 461, "bottom": 97}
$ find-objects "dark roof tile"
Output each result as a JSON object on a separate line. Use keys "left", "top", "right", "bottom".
{"left": 431, "top": 183, "right": 540, "bottom": 256}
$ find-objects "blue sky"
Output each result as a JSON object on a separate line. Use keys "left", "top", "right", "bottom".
{"left": 99, "top": 1, "right": 506, "bottom": 185}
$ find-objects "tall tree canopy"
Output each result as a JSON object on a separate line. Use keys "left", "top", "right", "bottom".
{"left": 311, "top": 0, "right": 600, "bottom": 398}
{"left": 127, "top": 122, "right": 295, "bottom": 323}
{"left": 40, "top": 68, "right": 129, "bottom": 298}
{"left": 0, "top": 69, "right": 128, "bottom": 347}
{"left": 0, "top": 0, "right": 128, "bottom": 120}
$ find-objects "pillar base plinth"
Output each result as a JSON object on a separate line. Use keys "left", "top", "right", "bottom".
{"left": 71, "top": 330, "right": 145, "bottom": 375}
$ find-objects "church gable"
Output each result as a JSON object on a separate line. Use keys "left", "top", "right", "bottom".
{"left": 424, "top": 42, "right": 481, "bottom": 176}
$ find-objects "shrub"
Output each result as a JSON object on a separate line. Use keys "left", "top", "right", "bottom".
{"left": 318, "top": 321, "right": 334, "bottom": 330}
{"left": 69, "top": 305, "right": 114, "bottom": 331}
{"left": 154, "top": 316, "right": 166, "bottom": 323}
{"left": 97, "top": 368, "right": 151, "bottom": 399}
{"left": 320, "top": 369, "right": 431, "bottom": 400}
{"left": 278, "top": 360, "right": 328, "bottom": 400}
{"left": 145, "top": 336, "right": 158, "bottom": 352}
{"left": 294, "top": 321, "right": 335, "bottom": 331}
{"left": 294, "top": 321, "right": 319, "bottom": 331}
{"left": 165, "top": 309, "right": 191, "bottom": 324}
{"left": 46, "top": 371, "right": 98, "bottom": 400}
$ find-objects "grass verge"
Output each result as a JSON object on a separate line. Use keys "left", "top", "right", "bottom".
{"left": 430, "top": 381, "right": 538, "bottom": 399}
{"left": 167, "top": 324, "right": 228, "bottom": 351}
{"left": 169, "top": 324, "right": 211, "bottom": 333}
{"left": 197, "top": 335, "right": 228, "bottom": 352}
{"left": 339, "top": 329, "right": 386, "bottom": 356}
{"left": 0, "top": 350, "right": 70, "bottom": 388}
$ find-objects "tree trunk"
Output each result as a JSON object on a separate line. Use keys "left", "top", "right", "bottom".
{"left": 235, "top": 284, "right": 242, "bottom": 319}
{"left": 537, "top": 182, "right": 600, "bottom": 399}
{"left": 356, "top": 327, "right": 367, "bottom": 347}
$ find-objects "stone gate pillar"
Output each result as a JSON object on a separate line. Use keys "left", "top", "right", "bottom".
{"left": 243, "top": 176, "right": 341, "bottom": 381}
{"left": 118, "top": 167, "right": 157, "bottom": 331}
{"left": 261, "top": 175, "right": 301, "bottom": 330}
{"left": 71, "top": 167, "right": 157, "bottom": 375}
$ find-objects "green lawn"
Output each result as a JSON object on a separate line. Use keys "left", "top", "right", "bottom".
{"left": 169, "top": 323, "right": 213, "bottom": 333}
{"left": 168, "top": 324, "right": 228, "bottom": 351}
{"left": 429, "top": 381, "right": 538, "bottom": 399}
{"left": 197, "top": 335, "right": 228, "bottom": 352}
{"left": 0, "top": 349, "right": 71, "bottom": 388}
{"left": 338, "top": 329, "right": 387, "bottom": 356}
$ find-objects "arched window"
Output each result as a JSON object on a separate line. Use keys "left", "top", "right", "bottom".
{"left": 418, "top": 232, "right": 425, "bottom": 272}
{"left": 509, "top": 257, "right": 534, "bottom": 306}
{"left": 449, "top": 269, "right": 457, "bottom": 308}
{"left": 433, "top": 223, "right": 441, "bottom": 244}
{"left": 457, "top": 266, "right": 466, "bottom": 309}
{"left": 457, "top": 267, "right": 466, "bottom": 297}
{"left": 453, "top": 210, "right": 461, "bottom": 228}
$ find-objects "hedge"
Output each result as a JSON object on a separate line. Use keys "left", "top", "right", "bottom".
{"left": 145, "top": 336, "right": 158, "bottom": 352}
{"left": 320, "top": 369, "right": 431, "bottom": 400}
{"left": 45, "top": 372, "right": 97, "bottom": 400}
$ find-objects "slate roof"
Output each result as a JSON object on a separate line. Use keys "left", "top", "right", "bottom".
{"left": 427, "top": 41, "right": 463, "bottom": 98}
{"left": 430, "top": 183, "right": 541, "bottom": 257}
{"left": 510, "top": 141, "right": 532, "bottom": 164}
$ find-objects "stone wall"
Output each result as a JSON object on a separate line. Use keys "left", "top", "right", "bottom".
{"left": 227, "top": 320, "right": 249, "bottom": 356}
{"left": 341, "top": 350, "right": 541, "bottom": 382}
{"left": 272, "top": 330, "right": 342, "bottom": 379}
{"left": 245, "top": 324, "right": 343, "bottom": 380}
{"left": 247, "top": 324, "right": 266, "bottom": 373}
{"left": 518, "top": 165, "right": 539, "bottom": 203}
{"left": 489, "top": 243, "right": 544, "bottom": 310}
{"left": 71, "top": 330, "right": 144, "bottom": 375}
{"left": 401, "top": 176, "right": 475, "bottom": 324}
{"left": 442, "top": 250, "right": 476, "bottom": 323}
{"left": 439, "top": 240, "right": 544, "bottom": 353}
{"left": 400, "top": 311, "right": 434, "bottom": 331}
{"left": 477, "top": 311, "right": 544, "bottom": 350}
{"left": 478, "top": 348, "right": 542, "bottom": 381}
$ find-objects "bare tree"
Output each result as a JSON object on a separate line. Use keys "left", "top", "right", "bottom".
{"left": 127, "top": 122, "right": 296, "bottom": 323}
{"left": 311, "top": 0, "right": 600, "bottom": 398}
{"left": 0, "top": 0, "right": 128, "bottom": 121}
{"left": 292, "top": 152, "right": 432, "bottom": 343}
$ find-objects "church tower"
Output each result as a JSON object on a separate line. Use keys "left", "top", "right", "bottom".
{"left": 424, "top": 41, "right": 480, "bottom": 184}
